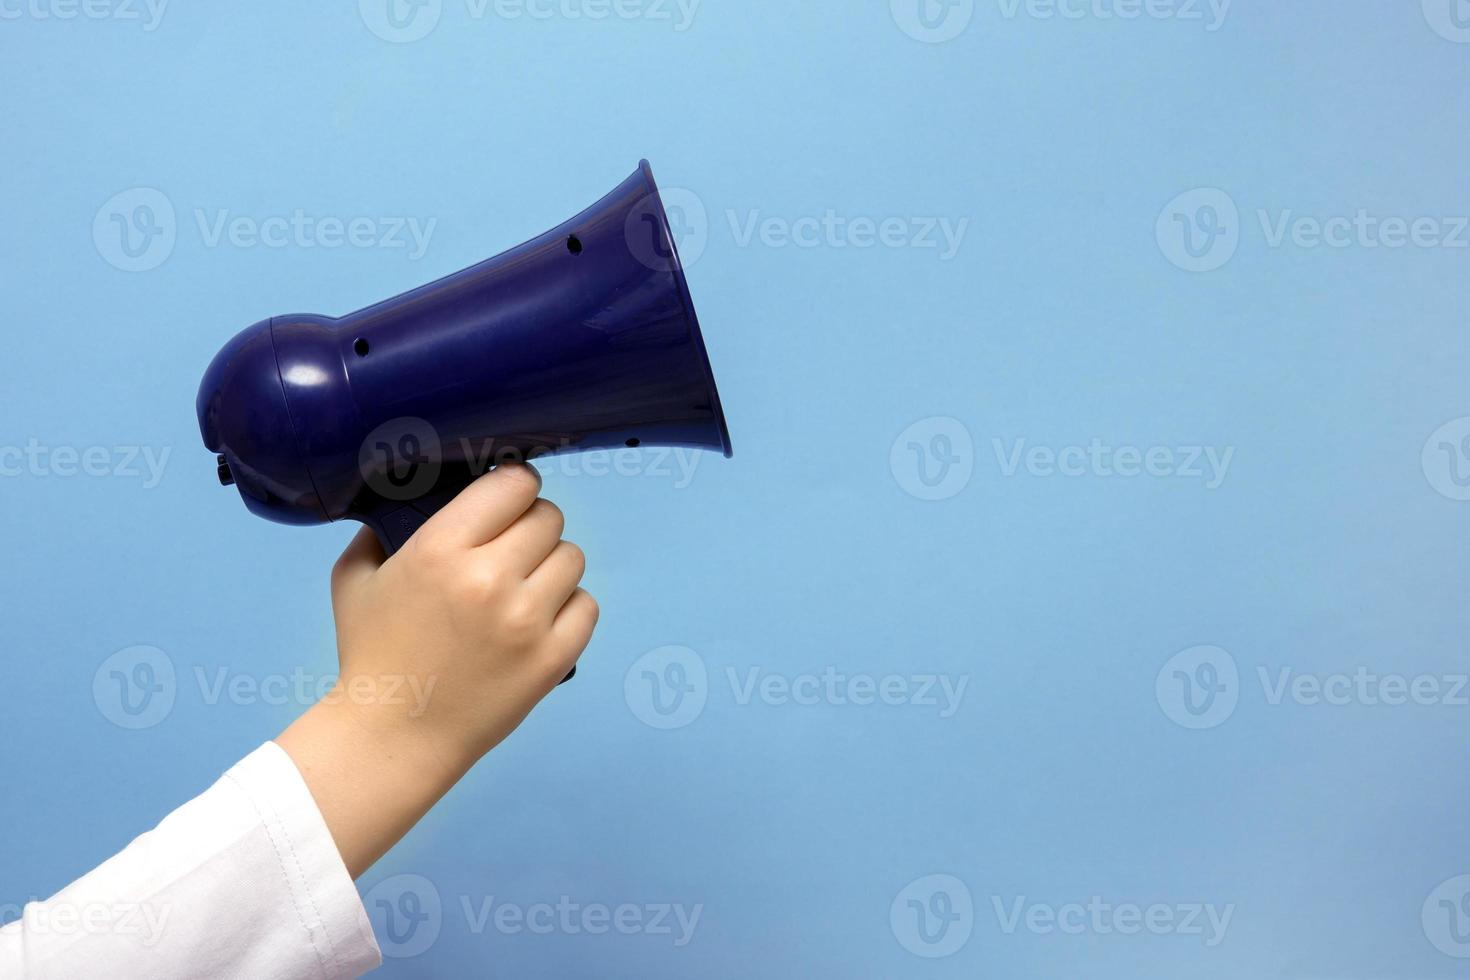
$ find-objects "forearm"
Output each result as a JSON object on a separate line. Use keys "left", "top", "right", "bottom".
{"left": 276, "top": 691, "right": 473, "bottom": 880}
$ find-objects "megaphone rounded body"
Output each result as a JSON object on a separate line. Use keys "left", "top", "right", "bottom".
{"left": 198, "top": 161, "right": 731, "bottom": 552}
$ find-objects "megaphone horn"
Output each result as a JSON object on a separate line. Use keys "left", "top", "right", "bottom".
{"left": 197, "top": 160, "right": 732, "bottom": 556}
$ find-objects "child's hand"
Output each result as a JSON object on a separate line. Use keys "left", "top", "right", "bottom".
{"left": 277, "top": 463, "right": 598, "bottom": 877}
{"left": 333, "top": 462, "right": 596, "bottom": 764}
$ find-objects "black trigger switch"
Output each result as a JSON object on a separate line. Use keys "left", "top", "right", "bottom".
{"left": 382, "top": 506, "right": 431, "bottom": 551}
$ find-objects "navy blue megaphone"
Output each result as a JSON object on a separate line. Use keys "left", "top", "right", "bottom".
{"left": 197, "top": 161, "right": 732, "bottom": 559}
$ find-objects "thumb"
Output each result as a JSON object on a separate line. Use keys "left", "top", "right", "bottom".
{"left": 331, "top": 524, "right": 387, "bottom": 598}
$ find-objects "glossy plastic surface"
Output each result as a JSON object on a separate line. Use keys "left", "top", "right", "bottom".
{"left": 198, "top": 160, "right": 732, "bottom": 556}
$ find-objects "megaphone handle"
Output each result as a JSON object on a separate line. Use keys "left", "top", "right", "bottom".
{"left": 360, "top": 494, "right": 577, "bottom": 685}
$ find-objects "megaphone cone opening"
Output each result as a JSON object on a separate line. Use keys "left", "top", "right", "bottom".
{"left": 636, "top": 159, "right": 733, "bottom": 459}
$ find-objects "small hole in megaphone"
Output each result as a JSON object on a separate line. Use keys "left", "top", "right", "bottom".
{"left": 354, "top": 338, "right": 370, "bottom": 357}
{"left": 566, "top": 234, "right": 584, "bottom": 255}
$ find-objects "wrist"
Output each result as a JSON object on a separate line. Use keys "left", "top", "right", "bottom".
{"left": 320, "top": 680, "right": 474, "bottom": 786}
{"left": 277, "top": 687, "right": 475, "bottom": 879}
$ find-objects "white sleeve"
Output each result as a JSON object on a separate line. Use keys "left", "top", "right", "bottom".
{"left": 0, "top": 742, "right": 382, "bottom": 980}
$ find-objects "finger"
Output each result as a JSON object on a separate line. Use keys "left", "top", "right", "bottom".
{"left": 332, "top": 524, "right": 387, "bottom": 596}
{"left": 421, "top": 463, "right": 541, "bottom": 549}
{"left": 486, "top": 499, "right": 565, "bottom": 575}
{"left": 550, "top": 588, "right": 599, "bottom": 654}
{"left": 525, "top": 540, "right": 585, "bottom": 611}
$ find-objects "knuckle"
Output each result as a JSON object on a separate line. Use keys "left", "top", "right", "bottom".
{"left": 473, "top": 565, "right": 514, "bottom": 598}
{"left": 499, "top": 462, "right": 542, "bottom": 499}
{"left": 500, "top": 595, "right": 543, "bottom": 642}
{"left": 447, "top": 562, "right": 504, "bottom": 602}
{"left": 535, "top": 498, "right": 565, "bottom": 531}
{"left": 562, "top": 541, "right": 586, "bottom": 575}
{"left": 407, "top": 529, "right": 457, "bottom": 568}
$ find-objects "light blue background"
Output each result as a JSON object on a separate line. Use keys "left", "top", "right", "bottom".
{"left": 5, "top": 1, "right": 1470, "bottom": 976}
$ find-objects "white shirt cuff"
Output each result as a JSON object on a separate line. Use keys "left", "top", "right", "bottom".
{"left": 225, "top": 742, "right": 383, "bottom": 978}
{"left": 0, "top": 741, "right": 382, "bottom": 979}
